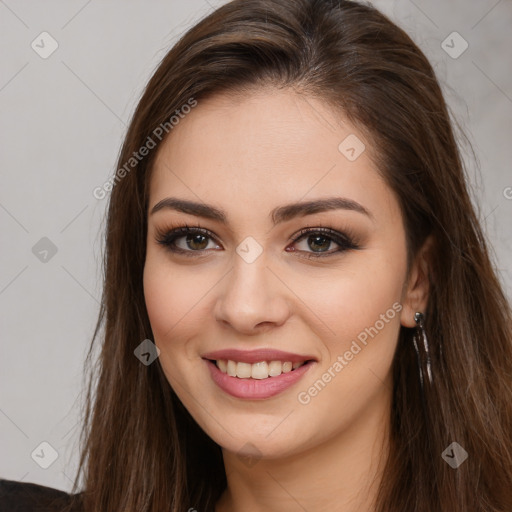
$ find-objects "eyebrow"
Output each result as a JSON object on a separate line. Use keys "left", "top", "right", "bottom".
{"left": 150, "top": 196, "right": 374, "bottom": 224}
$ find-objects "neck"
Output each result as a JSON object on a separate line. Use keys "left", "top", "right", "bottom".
{"left": 215, "top": 384, "right": 392, "bottom": 512}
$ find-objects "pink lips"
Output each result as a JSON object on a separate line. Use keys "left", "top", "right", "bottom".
{"left": 201, "top": 348, "right": 317, "bottom": 400}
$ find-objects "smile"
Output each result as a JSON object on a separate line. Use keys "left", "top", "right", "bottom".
{"left": 214, "top": 359, "right": 308, "bottom": 379}
{"left": 203, "top": 358, "right": 316, "bottom": 400}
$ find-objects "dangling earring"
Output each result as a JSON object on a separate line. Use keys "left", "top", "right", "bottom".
{"left": 412, "top": 312, "right": 433, "bottom": 387}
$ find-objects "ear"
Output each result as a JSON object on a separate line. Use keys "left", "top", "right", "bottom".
{"left": 400, "top": 235, "right": 434, "bottom": 328}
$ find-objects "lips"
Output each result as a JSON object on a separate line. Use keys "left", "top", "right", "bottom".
{"left": 201, "top": 348, "right": 317, "bottom": 399}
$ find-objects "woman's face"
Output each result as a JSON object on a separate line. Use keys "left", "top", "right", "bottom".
{"left": 143, "top": 87, "right": 415, "bottom": 460}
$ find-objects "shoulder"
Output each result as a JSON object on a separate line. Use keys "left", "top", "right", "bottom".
{"left": 0, "top": 478, "right": 84, "bottom": 512}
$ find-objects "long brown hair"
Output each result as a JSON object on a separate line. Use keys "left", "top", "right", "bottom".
{"left": 66, "top": 0, "right": 512, "bottom": 510}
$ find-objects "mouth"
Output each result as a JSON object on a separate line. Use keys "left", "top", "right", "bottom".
{"left": 201, "top": 350, "right": 317, "bottom": 399}
{"left": 206, "top": 358, "right": 315, "bottom": 379}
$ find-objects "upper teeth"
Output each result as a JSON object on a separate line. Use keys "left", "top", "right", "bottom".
{"left": 216, "top": 359, "right": 306, "bottom": 379}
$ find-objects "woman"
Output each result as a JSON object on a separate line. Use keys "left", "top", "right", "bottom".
{"left": 2, "top": 0, "right": 511, "bottom": 510}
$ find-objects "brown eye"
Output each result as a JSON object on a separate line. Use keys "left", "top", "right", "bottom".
{"left": 182, "top": 232, "right": 209, "bottom": 251}
{"left": 288, "top": 227, "right": 360, "bottom": 259}
{"left": 155, "top": 226, "right": 221, "bottom": 256}
{"left": 155, "top": 224, "right": 360, "bottom": 259}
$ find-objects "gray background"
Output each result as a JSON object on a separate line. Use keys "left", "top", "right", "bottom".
{"left": 1, "top": 0, "right": 511, "bottom": 492}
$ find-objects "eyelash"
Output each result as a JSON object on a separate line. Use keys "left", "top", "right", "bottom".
{"left": 154, "top": 223, "right": 361, "bottom": 260}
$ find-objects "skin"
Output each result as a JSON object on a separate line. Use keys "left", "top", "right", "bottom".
{"left": 143, "top": 87, "right": 431, "bottom": 512}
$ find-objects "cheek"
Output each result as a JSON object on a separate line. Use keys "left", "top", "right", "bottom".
{"left": 293, "top": 245, "right": 407, "bottom": 409}
{"left": 295, "top": 251, "right": 405, "bottom": 347}
{"left": 143, "top": 263, "right": 179, "bottom": 338}
{"left": 293, "top": 269, "right": 403, "bottom": 439}
{"left": 143, "top": 257, "right": 200, "bottom": 387}
{"left": 143, "top": 251, "right": 203, "bottom": 339}
{"left": 142, "top": 252, "right": 220, "bottom": 383}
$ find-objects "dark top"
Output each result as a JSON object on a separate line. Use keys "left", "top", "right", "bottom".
{"left": 0, "top": 479, "right": 84, "bottom": 512}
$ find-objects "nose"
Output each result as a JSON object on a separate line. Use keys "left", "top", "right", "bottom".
{"left": 213, "top": 253, "right": 291, "bottom": 335}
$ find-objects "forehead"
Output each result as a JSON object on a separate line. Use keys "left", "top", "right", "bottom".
{"left": 149, "top": 88, "right": 395, "bottom": 225}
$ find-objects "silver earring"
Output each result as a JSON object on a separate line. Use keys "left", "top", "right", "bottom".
{"left": 412, "top": 312, "right": 433, "bottom": 387}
